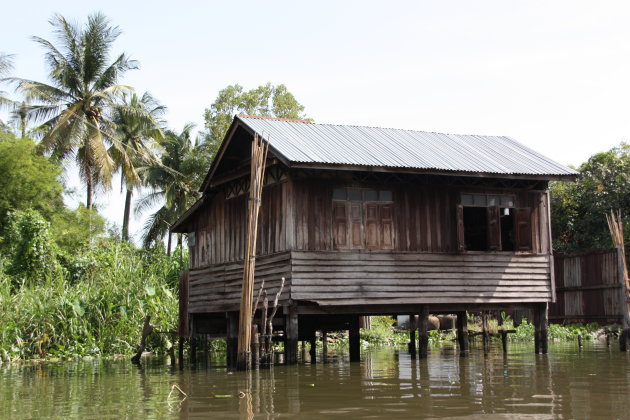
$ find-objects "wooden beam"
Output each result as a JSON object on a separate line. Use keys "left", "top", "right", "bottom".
{"left": 226, "top": 311, "right": 238, "bottom": 368}
{"left": 408, "top": 314, "right": 417, "bottom": 356}
{"left": 419, "top": 306, "right": 429, "bottom": 359}
{"left": 349, "top": 316, "right": 361, "bottom": 362}
{"left": 456, "top": 311, "right": 469, "bottom": 357}
{"left": 285, "top": 306, "right": 299, "bottom": 365}
{"left": 309, "top": 333, "right": 317, "bottom": 364}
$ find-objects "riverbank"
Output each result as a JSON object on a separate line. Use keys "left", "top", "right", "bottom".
{"left": 0, "top": 242, "right": 183, "bottom": 362}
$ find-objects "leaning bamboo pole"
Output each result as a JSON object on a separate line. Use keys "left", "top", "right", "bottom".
{"left": 237, "top": 133, "right": 269, "bottom": 370}
{"left": 606, "top": 210, "right": 630, "bottom": 351}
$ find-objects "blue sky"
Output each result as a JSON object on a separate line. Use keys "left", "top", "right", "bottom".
{"left": 2, "top": 1, "right": 630, "bottom": 241}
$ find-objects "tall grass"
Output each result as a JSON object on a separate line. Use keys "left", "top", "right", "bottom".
{"left": 0, "top": 242, "right": 183, "bottom": 361}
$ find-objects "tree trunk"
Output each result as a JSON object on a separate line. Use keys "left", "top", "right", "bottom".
{"left": 122, "top": 188, "right": 132, "bottom": 241}
{"left": 86, "top": 166, "right": 93, "bottom": 210}
{"left": 167, "top": 233, "right": 172, "bottom": 257}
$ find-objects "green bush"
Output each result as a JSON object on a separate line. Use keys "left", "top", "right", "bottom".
{"left": 1, "top": 209, "right": 61, "bottom": 284}
{"left": 0, "top": 242, "right": 185, "bottom": 361}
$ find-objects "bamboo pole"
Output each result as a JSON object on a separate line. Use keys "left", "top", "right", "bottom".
{"left": 606, "top": 211, "right": 630, "bottom": 351}
{"left": 237, "top": 134, "right": 269, "bottom": 370}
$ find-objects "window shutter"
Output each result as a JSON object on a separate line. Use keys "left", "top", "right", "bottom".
{"left": 456, "top": 205, "right": 465, "bottom": 252}
{"left": 333, "top": 202, "right": 348, "bottom": 249}
{"left": 515, "top": 208, "right": 533, "bottom": 251}
{"left": 365, "top": 203, "right": 379, "bottom": 249}
{"left": 487, "top": 206, "right": 501, "bottom": 251}
{"left": 380, "top": 204, "right": 394, "bottom": 249}
{"left": 350, "top": 202, "right": 364, "bottom": 248}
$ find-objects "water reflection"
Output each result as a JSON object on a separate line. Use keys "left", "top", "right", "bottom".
{"left": 1, "top": 342, "right": 629, "bottom": 419}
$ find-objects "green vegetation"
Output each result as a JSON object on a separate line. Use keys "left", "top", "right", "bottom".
{"left": 0, "top": 13, "right": 311, "bottom": 361}
{"left": 0, "top": 242, "right": 183, "bottom": 361}
{"left": 203, "top": 83, "right": 310, "bottom": 148}
{"left": 551, "top": 142, "right": 629, "bottom": 253}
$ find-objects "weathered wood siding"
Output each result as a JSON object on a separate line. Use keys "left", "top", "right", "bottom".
{"left": 184, "top": 172, "right": 553, "bottom": 314}
{"left": 290, "top": 251, "right": 551, "bottom": 305}
{"left": 188, "top": 252, "right": 291, "bottom": 313}
{"left": 291, "top": 176, "right": 549, "bottom": 254}
{"left": 550, "top": 250, "right": 622, "bottom": 323}
{"left": 189, "top": 181, "right": 290, "bottom": 269}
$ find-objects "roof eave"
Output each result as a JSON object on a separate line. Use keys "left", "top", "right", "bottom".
{"left": 170, "top": 197, "right": 206, "bottom": 233}
{"left": 288, "top": 161, "right": 578, "bottom": 182}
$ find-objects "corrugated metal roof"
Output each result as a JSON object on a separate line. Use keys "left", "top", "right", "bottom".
{"left": 238, "top": 115, "right": 577, "bottom": 177}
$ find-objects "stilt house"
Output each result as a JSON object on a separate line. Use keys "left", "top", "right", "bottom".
{"left": 172, "top": 115, "right": 577, "bottom": 363}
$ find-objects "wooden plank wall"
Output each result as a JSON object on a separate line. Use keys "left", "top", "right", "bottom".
{"left": 291, "top": 251, "right": 551, "bottom": 305}
{"left": 292, "top": 177, "right": 547, "bottom": 254}
{"left": 188, "top": 252, "right": 291, "bottom": 313}
{"left": 550, "top": 250, "right": 622, "bottom": 323}
{"left": 189, "top": 182, "right": 290, "bottom": 269}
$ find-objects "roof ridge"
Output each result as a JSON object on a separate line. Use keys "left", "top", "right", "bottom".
{"left": 238, "top": 114, "right": 313, "bottom": 124}
{"left": 239, "top": 114, "right": 505, "bottom": 138}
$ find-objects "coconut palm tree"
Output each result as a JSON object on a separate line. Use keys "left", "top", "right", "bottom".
{"left": 135, "top": 124, "right": 206, "bottom": 254}
{"left": 109, "top": 91, "right": 165, "bottom": 241}
{"left": 0, "top": 53, "right": 15, "bottom": 124}
{"left": 9, "top": 13, "right": 138, "bottom": 209}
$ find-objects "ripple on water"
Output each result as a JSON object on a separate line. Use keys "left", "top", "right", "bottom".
{"left": 0, "top": 341, "right": 629, "bottom": 419}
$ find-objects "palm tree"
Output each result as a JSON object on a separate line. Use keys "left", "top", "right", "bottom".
{"left": 9, "top": 13, "right": 138, "bottom": 209}
{"left": 109, "top": 91, "right": 165, "bottom": 241}
{"left": 136, "top": 124, "right": 204, "bottom": 254}
{"left": 0, "top": 53, "right": 15, "bottom": 123}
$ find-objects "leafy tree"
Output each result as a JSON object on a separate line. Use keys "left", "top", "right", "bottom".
{"left": 0, "top": 133, "right": 64, "bottom": 227}
{"left": 136, "top": 124, "right": 205, "bottom": 253}
{"left": 50, "top": 205, "right": 106, "bottom": 254}
{"left": 551, "top": 142, "right": 630, "bottom": 252}
{"left": 203, "top": 83, "right": 309, "bottom": 148}
{"left": 109, "top": 91, "right": 165, "bottom": 240}
{"left": 1, "top": 209, "right": 60, "bottom": 284}
{"left": 9, "top": 13, "right": 138, "bottom": 209}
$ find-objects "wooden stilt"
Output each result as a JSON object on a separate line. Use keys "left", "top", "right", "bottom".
{"left": 349, "top": 317, "right": 361, "bottom": 362}
{"left": 533, "top": 303, "right": 548, "bottom": 354}
{"left": 456, "top": 311, "right": 469, "bottom": 357}
{"left": 322, "top": 331, "right": 328, "bottom": 360}
{"left": 309, "top": 333, "right": 317, "bottom": 363}
{"left": 285, "top": 306, "right": 298, "bottom": 365}
{"left": 227, "top": 312, "right": 238, "bottom": 368}
{"left": 419, "top": 306, "right": 429, "bottom": 359}
{"left": 481, "top": 311, "right": 490, "bottom": 355}
{"left": 408, "top": 314, "right": 417, "bottom": 356}
{"left": 540, "top": 303, "right": 548, "bottom": 354}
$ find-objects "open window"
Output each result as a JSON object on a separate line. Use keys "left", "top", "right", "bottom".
{"left": 457, "top": 194, "right": 532, "bottom": 252}
{"left": 333, "top": 187, "right": 394, "bottom": 250}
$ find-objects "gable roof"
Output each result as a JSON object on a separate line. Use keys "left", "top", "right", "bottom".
{"left": 234, "top": 115, "right": 576, "bottom": 180}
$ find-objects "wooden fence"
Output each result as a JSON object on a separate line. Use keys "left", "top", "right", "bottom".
{"left": 550, "top": 249, "right": 622, "bottom": 324}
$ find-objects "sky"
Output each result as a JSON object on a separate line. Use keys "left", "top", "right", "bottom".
{"left": 2, "top": 0, "right": 630, "bottom": 242}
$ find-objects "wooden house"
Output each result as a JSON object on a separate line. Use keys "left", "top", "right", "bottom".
{"left": 172, "top": 115, "right": 577, "bottom": 364}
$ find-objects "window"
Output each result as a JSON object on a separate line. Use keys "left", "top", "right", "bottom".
{"left": 456, "top": 193, "right": 531, "bottom": 252}
{"left": 332, "top": 187, "right": 394, "bottom": 250}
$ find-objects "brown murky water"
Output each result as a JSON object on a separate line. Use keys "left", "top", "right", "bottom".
{"left": 1, "top": 341, "right": 629, "bottom": 419}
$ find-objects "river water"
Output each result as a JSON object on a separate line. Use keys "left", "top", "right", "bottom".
{"left": 1, "top": 341, "right": 629, "bottom": 419}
